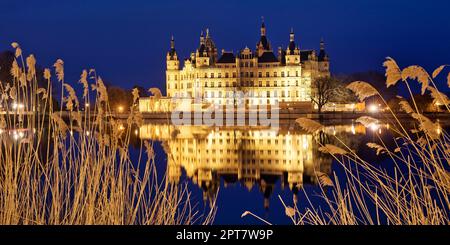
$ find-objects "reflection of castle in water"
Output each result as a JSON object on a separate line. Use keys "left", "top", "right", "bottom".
{"left": 139, "top": 123, "right": 366, "bottom": 208}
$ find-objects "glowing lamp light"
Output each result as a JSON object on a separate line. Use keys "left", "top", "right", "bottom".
{"left": 118, "top": 106, "right": 124, "bottom": 113}
{"left": 85, "top": 103, "right": 90, "bottom": 108}
{"left": 368, "top": 104, "right": 379, "bottom": 113}
{"left": 369, "top": 123, "right": 380, "bottom": 131}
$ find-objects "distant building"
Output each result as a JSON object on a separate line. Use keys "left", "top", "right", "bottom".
{"left": 140, "top": 19, "right": 331, "bottom": 112}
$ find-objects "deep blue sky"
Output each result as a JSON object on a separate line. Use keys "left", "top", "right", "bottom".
{"left": 1, "top": 0, "right": 450, "bottom": 92}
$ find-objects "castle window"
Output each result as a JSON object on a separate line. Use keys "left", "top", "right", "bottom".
{"left": 258, "top": 72, "right": 262, "bottom": 78}
{"left": 274, "top": 81, "right": 277, "bottom": 86}
{"left": 266, "top": 72, "right": 270, "bottom": 77}
{"left": 218, "top": 81, "right": 222, "bottom": 87}
{"left": 274, "top": 72, "right": 277, "bottom": 77}
{"left": 225, "top": 73, "right": 229, "bottom": 78}
{"left": 259, "top": 81, "right": 262, "bottom": 87}
{"left": 210, "top": 81, "right": 214, "bottom": 87}
{"left": 175, "top": 75, "right": 178, "bottom": 80}
{"left": 296, "top": 80, "right": 299, "bottom": 86}
{"left": 282, "top": 91, "right": 286, "bottom": 97}
{"left": 267, "top": 91, "right": 270, "bottom": 97}
{"left": 287, "top": 71, "right": 290, "bottom": 77}
{"left": 218, "top": 73, "right": 222, "bottom": 78}
{"left": 211, "top": 73, "right": 214, "bottom": 78}
{"left": 281, "top": 81, "right": 285, "bottom": 87}
{"left": 204, "top": 73, "right": 207, "bottom": 78}
{"left": 266, "top": 81, "right": 270, "bottom": 87}
{"left": 204, "top": 82, "right": 208, "bottom": 87}
{"left": 232, "top": 72, "right": 236, "bottom": 78}
{"left": 233, "top": 82, "right": 237, "bottom": 87}
{"left": 226, "top": 81, "right": 230, "bottom": 87}
{"left": 245, "top": 72, "right": 249, "bottom": 77}
{"left": 250, "top": 72, "right": 254, "bottom": 77}
{"left": 240, "top": 72, "right": 244, "bottom": 77}
{"left": 175, "top": 84, "right": 178, "bottom": 89}
{"left": 296, "top": 71, "right": 298, "bottom": 77}
{"left": 281, "top": 71, "right": 285, "bottom": 77}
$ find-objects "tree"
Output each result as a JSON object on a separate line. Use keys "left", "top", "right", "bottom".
{"left": 107, "top": 86, "right": 133, "bottom": 113}
{"left": 311, "top": 77, "right": 343, "bottom": 113}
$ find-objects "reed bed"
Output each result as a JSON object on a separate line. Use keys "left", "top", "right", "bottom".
{"left": 0, "top": 43, "right": 215, "bottom": 225}
{"left": 243, "top": 58, "right": 450, "bottom": 225}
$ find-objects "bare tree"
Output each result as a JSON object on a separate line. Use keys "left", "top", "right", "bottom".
{"left": 310, "top": 77, "right": 342, "bottom": 113}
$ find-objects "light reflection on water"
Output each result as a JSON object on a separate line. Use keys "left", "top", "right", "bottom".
{"left": 138, "top": 122, "right": 381, "bottom": 221}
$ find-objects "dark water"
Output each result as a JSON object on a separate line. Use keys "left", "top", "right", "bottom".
{"left": 135, "top": 121, "right": 392, "bottom": 224}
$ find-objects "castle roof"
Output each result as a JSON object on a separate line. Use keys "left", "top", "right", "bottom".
{"left": 217, "top": 52, "right": 236, "bottom": 63}
{"left": 258, "top": 51, "right": 278, "bottom": 63}
{"left": 300, "top": 50, "right": 314, "bottom": 61}
{"left": 257, "top": 35, "right": 271, "bottom": 51}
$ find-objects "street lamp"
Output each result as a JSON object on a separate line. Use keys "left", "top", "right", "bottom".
{"left": 118, "top": 105, "right": 124, "bottom": 113}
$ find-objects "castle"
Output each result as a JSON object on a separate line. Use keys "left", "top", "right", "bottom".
{"left": 165, "top": 19, "right": 330, "bottom": 108}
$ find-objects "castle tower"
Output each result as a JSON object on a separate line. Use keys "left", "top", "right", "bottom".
{"left": 318, "top": 38, "right": 330, "bottom": 75}
{"left": 166, "top": 35, "right": 179, "bottom": 70}
{"left": 256, "top": 17, "right": 272, "bottom": 57}
{"left": 285, "top": 28, "right": 300, "bottom": 65}
{"left": 166, "top": 35, "right": 180, "bottom": 98}
{"left": 196, "top": 28, "right": 218, "bottom": 67}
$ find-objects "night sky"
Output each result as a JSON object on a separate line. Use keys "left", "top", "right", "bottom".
{"left": 1, "top": 0, "right": 450, "bottom": 92}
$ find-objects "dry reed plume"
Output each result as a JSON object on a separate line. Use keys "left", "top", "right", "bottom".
{"left": 243, "top": 57, "right": 450, "bottom": 225}
{"left": 0, "top": 43, "right": 215, "bottom": 225}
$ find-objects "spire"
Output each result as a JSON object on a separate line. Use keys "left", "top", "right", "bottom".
{"left": 318, "top": 38, "right": 328, "bottom": 61}
{"left": 206, "top": 28, "right": 210, "bottom": 38}
{"left": 167, "top": 35, "right": 178, "bottom": 62}
{"left": 170, "top": 35, "right": 175, "bottom": 50}
{"left": 200, "top": 30, "right": 205, "bottom": 44}
{"left": 260, "top": 16, "right": 266, "bottom": 36}
{"left": 290, "top": 28, "right": 295, "bottom": 42}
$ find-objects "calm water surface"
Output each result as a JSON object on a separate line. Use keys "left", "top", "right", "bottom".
{"left": 135, "top": 121, "right": 390, "bottom": 224}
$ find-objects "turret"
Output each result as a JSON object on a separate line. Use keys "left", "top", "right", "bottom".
{"left": 196, "top": 28, "right": 218, "bottom": 67}
{"left": 285, "top": 28, "right": 300, "bottom": 65}
{"left": 166, "top": 35, "right": 180, "bottom": 98}
{"left": 166, "top": 35, "right": 179, "bottom": 70}
{"left": 318, "top": 38, "right": 330, "bottom": 75}
{"left": 256, "top": 17, "right": 272, "bottom": 57}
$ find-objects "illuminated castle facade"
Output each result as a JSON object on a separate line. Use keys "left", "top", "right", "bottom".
{"left": 165, "top": 20, "right": 330, "bottom": 107}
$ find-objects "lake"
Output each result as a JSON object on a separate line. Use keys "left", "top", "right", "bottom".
{"left": 134, "top": 120, "right": 393, "bottom": 224}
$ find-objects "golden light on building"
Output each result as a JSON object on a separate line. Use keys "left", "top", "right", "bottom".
{"left": 140, "top": 20, "right": 331, "bottom": 112}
